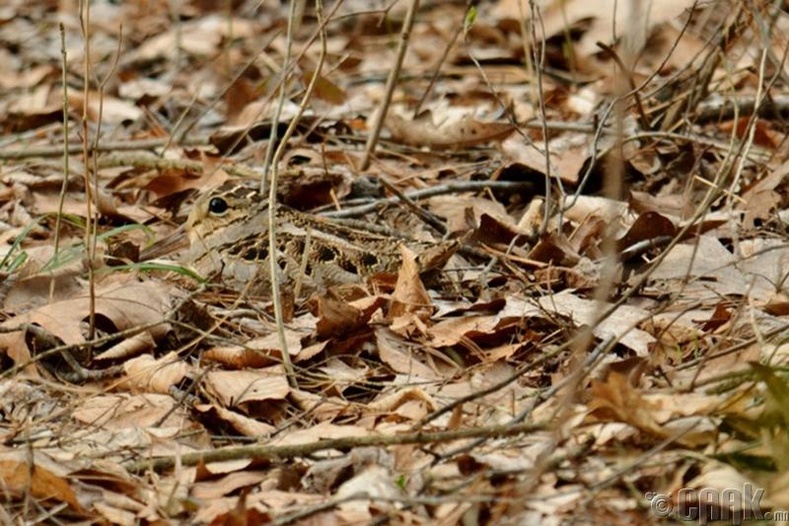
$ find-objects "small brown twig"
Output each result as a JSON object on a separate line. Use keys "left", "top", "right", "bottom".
{"left": 97, "top": 152, "right": 263, "bottom": 179}
{"left": 322, "top": 180, "right": 536, "bottom": 218}
{"left": 265, "top": 0, "right": 332, "bottom": 387}
{"left": 0, "top": 137, "right": 208, "bottom": 159}
{"left": 377, "top": 176, "right": 447, "bottom": 235}
{"left": 411, "top": 0, "right": 472, "bottom": 117}
{"left": 124, "top": 419, "right": 547, "bottom": 474}
{"left": 527, "top": 1, "right": 553, "bottom": 235}
{"left": 360, "top": 0, "right": 420, "bottom": 170}
{"left": 52, "top": 24, "right": 71, "bottom": 306}
{"left": 78, "top": 0, "right": 99, "bottom": 345}
{"left": 595, "top": 41, "right": 651, "bottom": 131}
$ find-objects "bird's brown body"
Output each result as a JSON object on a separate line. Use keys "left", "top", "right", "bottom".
{"left": 184, "top": 181, "right": 455, "bottom": 294}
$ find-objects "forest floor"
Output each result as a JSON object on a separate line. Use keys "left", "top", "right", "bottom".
{"left": 0, "top": 0, "right": 788, "bottom": 524}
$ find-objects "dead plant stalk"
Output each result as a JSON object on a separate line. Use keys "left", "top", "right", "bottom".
{"left": 266, "top": 0, "right": 329, "bottom": 386}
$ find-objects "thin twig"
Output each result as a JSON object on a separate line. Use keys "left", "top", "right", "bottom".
{"left": 527, "top": 1, "right": 552, "bottom": 234}
{"left": 595, "top": 41, "right": 651, "bottom": 131}
{"left": 266, "top": 0, "right": 330, "bottom": 387}
{"left": 78, "top": 0, "right": 97, "bottom": 344}
{"left": 411, "top": 0, "right": 471, "bottom": 117}
{"left": 124, "top": 419, "right": 547, "bottom": 474}
{"left": 377, "top": 176, "right": 447, "bottom": 235}
{"left": 360, "top": 0, "right": 419, "bottom": 170}
{"left": 52, "top": 24, "right": 71, "bottom": 305}
{"left": 322, "top": 180, "right": 536, "bottom": 218}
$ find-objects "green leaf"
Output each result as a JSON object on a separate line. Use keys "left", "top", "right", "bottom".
{"left": 464, "top": 6, "right": 477, "bottom": 33}
{"left": 105, "top": 261, "right": 206, "bottom": 283}
{"left": 0, "top": 217, "right": 43, "bottom": 273}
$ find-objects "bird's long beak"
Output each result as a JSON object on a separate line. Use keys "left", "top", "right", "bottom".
{"left": 140, "top": 225, "right": 190, "bottom": 261}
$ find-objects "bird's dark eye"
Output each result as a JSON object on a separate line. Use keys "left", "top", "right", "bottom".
{"left": 208, "top": 197, "right": 229, "bottom": 215}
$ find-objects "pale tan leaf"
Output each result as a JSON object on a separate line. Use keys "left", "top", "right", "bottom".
{"left": 204, "top": 367, "right": 290, "bottom": 408}
{"left": 588, "top": 372, "right": 668, "bottom": 438}
{"left": 71, "top": 393, "right": 189, "bottom": 431}
{"left": 386, "top": 113, "right": 514, "bottom": 149}
{"left": 193, "top": 404, "right": 276, "bottom": 438}
{"left": 201, "top": 345, "right": 280, "bottom": 369}
{"left": 376, "top": 327, "right": 441, "bottom": 381}
{"left": 120, "top": 352, "right": 191, "bottom": 393}
{"left": 336, "top": 465, "right": 402, "bottom": 517}
{"left": 0, "top": 455, "right": 83, "bottom": 513}
{"left": 390, "top": 245, "right": 432, "bottom": 321}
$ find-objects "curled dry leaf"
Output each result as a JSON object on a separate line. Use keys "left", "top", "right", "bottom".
{"left": 428, "top": 195, "right": 512, "bottom": 236}
{"left": 335, "top": 465, "right": 402, "bottom": 519}
{"left": 128, "top": 14, "right": 257, "bottom": 63}
{"left": 204, "top": 367, "right": 290, "bottom": 412}
{"left": 428, "top": 313, "right": 503, "bottom": 348}
{"left": 288, "top": 389, "right": 356, "bottom": 421}
{"left": 367, "top": 385, "right": 439, "bottom": 420}
{"left": 94, "top": 331, "right": 156, "bottom": 362}
{"left": 0, "top": 451, "right": 85, "bottom": 514}
{"left": 120, "top": 352, "right": 192, "bottom": 394}
{"left": 740, "top": 158, "right": 789, "bottom": 229}
{"left": 375, "top": 326, "right": 442, "bottom": 381}
{"left": 191, "top": 470, "right": 270, "bottom": 500}
{"left": 496, "top": 0, "right": 699, "bottom": 61}
{"left": 194, "top": 404, "right": 276, "bottom": 438}
{"left": 201, "top": 345, "right": 281, "bottom": 369}
{"left": 305, "top": 447, "right": 394, "bottom": 495}
{"left": 5, "top": 84, "right": 62, "bottom": 132}
{"left": 562, "top": 195, "right": 630, "bottom": 228}
{"left": 312, "top": 292, "right": 366, "bottom": 339}
{"left": 390, "top": 245, "right": 433, "bottom": 322}
{"left": 534, "top": 291, "right": 655, "bottom": 356}
{"left": 71, "top": 393, "right": 191, "bottom": 431}
{"left": 386, "top": 113, "right": 514, "bottom": 149}
{"left": 203, "top": 329, "right": 307, "bottom": 368}
{"left": 528, "top": 232, "right": 581, "bottom": 266}
{"left": 67, "top": 89, "right": 143, "bottom": 124}
{"left": 267, "top": 421, "right": 371, "bottom": 449}
{"left": 317, "top": 358, "right": 369, "bottom": 395}
{"left": 0, "top": 280, "right": 172, "bottom": 371}
{"left": 674, "top": 463, "right": 764, "bottom": 514}
{"left": 587, "top": 371, "right": 668, "bottom": 439}
{"left": 616, "top": 211, "right": 677, "bottom": 259}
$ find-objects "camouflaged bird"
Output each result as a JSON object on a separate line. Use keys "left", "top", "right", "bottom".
{"left": 184, "top": 181, "right": 457, "bottom": 295}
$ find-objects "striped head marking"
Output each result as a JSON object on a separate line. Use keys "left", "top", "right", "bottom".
{"left": 186, "top": 182, "right": 267, "bottom": 248}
